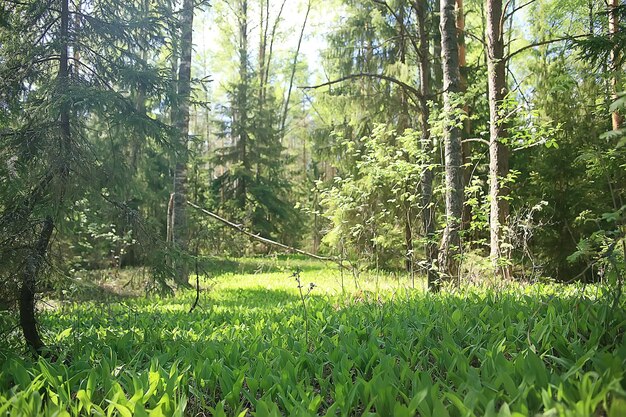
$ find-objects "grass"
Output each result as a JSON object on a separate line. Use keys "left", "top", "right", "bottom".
{"left": 0, "top": 256, "right": 625, "bottom": 416}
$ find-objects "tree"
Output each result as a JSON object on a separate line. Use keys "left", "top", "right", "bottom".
{"left": 303, "top": 0, "right": 428, "bottom": 268}
{"left": 486, "top": 0, "right": 511, "bottom": 279}
{"left": 415, "top": 0, "right": 439, "bottom": 290}
{"left": 0, "top": 0, "right": 174, "bottom": 352}
{"left": 0, "top": 0, "right": 74, "bottom": 354}
{"left": 168, "top": 0, "right": 195, "bottom": 286}
{"left": 438, "top": 0, "right": 464, "bottom": 281}
{"left": 208, "top": 0, "right": 303, "bottom": 245}
{"left": 609, "top": 0, "right": 622, "bottom": 131}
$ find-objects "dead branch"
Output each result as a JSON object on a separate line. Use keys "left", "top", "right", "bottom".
{"left": 187, "top": 201, "right": 332, "bottom": 262}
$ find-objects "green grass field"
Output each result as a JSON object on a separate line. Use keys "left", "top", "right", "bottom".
{"left": 1, "top": 257, "right": 625, "bottom": 416}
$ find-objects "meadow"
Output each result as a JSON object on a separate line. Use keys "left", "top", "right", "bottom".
{"left": 1, "top": 257, "right": 625, "bottom": 416}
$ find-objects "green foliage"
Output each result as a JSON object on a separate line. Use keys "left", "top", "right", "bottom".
{"left": 509, "top": 0, "right": 626, "bottom": 281}
{"left": 0, "top": 0, "right": 181, "bottom": 307}
{"left": 319, "top": 124, "right": 424, "bottom": 268}
{"left": 1, "top": 259, "right": 625, "bottom": 416}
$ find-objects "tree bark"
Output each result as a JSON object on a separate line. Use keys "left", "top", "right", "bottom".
{"left": 432, "top": 0, "right": 443, "bottom": 91}
{"left": 438, "top": 0, "right": 464, "bottom": 281}
{"left": 457, "top": 0, "right": 473, "bottom": 231}
{"left": 236, "top": 0, "right": 250, "bottom": 209}
{"left": 415, "top": 0, "right": 439, "bottom": 291}
{"left": 59, "top": 0, "right": 71, "bottom": 182}
{"left": 487, "top": 0, "right": 511, "bottom": 279}
{"left": 171, "top": 0, "right": 194, "bottom": 286}
{"left": 281, "top": 0, "right": 311, "bottom": 136}
{"left": 20, "top": 217, "right": 54, "bottom": 354}
{"left": 19, "top": 0, "right": 71, "bottom": 354}
{"left": 610, "top": 0, "right": 622, "bottom": 130}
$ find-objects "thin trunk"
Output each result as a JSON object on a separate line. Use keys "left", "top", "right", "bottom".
{"left": 487, "top": 0, "right": 511, "bottom": 279}
{"left": 238, "top": 0, "right": 249, "bottom": 209}
{"left": 20, "top": 0, "right": 71, "bottom": 353}
{"left": 257, "top": 0, "right": 267, "bottom": 191}
{"left": 610, "top": 0, "right": 622, "bottom": 130}
{"left": 439, "top": 0, "right": 464, "bottom": 281}
{"left": 416, "top": 0, "right": 439, "bottom": 291}
{"left": 166, "top": 1, "right": 178, "bottom": 252}
{"left": 432, "top": 0, "right": 443, "bottom": 91}
{"left": 132, "top": 0, "right": 150, "bottom": 173}
{"left": 259, "top": 0, "right": 266, "bottom": 104}
{"left": 59, "top": 0, "right": 70, "bottom": 181}
{"left": 171, "top": 0, "right": 194, "bottom": 286}
{"left": 72, "top": 0, "right": 81, "bottom": 79}
{"left": 265, "top": 1, "right": 285, "bottom": 89}
{"left": 457, "top": 0, "right": 472, "bottom": 231}
{"left": 280, "top": 0, "right": 311, "bottom": 136}
{"left": 258, "top": 0, "right": 273, "bottom": 107}
{"left": 20, "top": 217, "right": 54, "bottom": 354}
{"left": 397, "top": 4, "right": 413, "bottom": 273}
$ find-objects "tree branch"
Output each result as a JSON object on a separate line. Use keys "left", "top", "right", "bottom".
{"left": 300, "top": 73, "right": 424, "bottom": 102}
{"left": 504, "top": 0, "right": 538, "bottom": 22}
{"left": 369, "top": 0, "right": 421, "bottom": 58}
{"left": 507, "top": 34, "right": 589, "bottom": 61}
{"left": 187, "top": 201, "right": 332, "bottom": 261}
{"left": 462, "top": 137, "right": 490, "bottom": 146}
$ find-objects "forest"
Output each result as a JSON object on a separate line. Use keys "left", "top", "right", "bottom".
{"left": 0, "top": 0, "right": 625, "bottom": 415}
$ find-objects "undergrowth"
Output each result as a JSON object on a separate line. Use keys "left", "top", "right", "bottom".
{"left": 0, "top": 258, "right": 625, "bottom": 416}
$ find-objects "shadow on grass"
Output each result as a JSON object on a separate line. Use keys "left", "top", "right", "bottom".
{"left": 47, "top": 256, "right": 329, "bottom": 304}
{"left": 200, "top": 255, "right": 331, "bottom": 278}
{"left": 209, "top": 286, "right": 309, "bottom": 309}
{"left": 48, "top": 274, "right": 144, "bottom": 305}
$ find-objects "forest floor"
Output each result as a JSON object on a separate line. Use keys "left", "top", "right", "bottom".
{"left": 1, "top": 256, "right": 625, "bottom": 416}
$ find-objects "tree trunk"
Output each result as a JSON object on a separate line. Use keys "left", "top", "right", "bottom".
{"left": 265, "top": 0, "right": 286, "bottom": 107}
{"left": 432, "top": 0, "right": 443, "bottom": 91}
{"left": 236, "top": 0, "right": 250, "bottom": 209}
{"left": 171, "top": 0, "right": 194, "bottom": 286}
{"left": 281, "top": 0, "right": 310, "bottom": 136}
{"left": 20, "top": 217, "right": 54, "bottom": 354}
{"left": 487, "top": 0, "right": 511, "bottom": 279}
{"left": 393, "top": 4, "right": 414, "bottom": 274}
{"left": 457, "top": 0, "right": 472, "bottom": 232}
{"left": 20, "top": 0, "right": 72, "bottom": 354}
{"left": 59, "top": 0, "right": 71, "bottom": 182}
{"left": 438, "top": 0, "right": 464, "bottom": 281}
{"left": 416, "top": 0, "right": 439, "bottom": 291}
{"left": 610, "top": 0, "right": 622, "bottom": 130}
{"left": 259, "top": 0, "right": 267, "bottom": 106}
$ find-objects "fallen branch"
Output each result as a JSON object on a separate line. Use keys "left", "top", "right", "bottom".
{"left": 187, "top": 201, "right": 332, "bottom": 262}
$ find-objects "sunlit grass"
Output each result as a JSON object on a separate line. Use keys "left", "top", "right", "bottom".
{"left": 1, "top": 257, "right": 624, "bottom": 416}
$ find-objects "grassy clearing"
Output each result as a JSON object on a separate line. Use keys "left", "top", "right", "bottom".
{"left": 1, "top": 257, "right": 625, "bottom": 416}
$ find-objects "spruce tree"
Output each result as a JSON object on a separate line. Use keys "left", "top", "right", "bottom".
{"left": 0, "top": 0, "right": 175, "bottom": 352}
